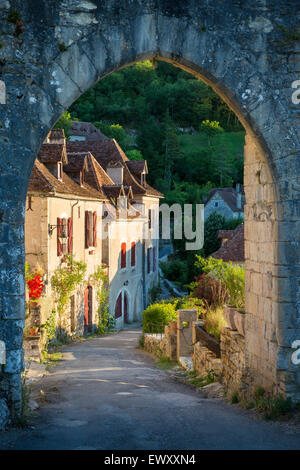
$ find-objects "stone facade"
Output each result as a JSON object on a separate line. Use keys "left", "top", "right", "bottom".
{"left": 0, "top": 0, "right": 299, "bottom": 424}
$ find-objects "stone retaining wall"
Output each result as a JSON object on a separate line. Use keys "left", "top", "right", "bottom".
{"left": 144, "top": 328, "right": 177, "bottom": 361}
{"left": 220, "top": 326, "right": 249, "bottom": 397}
{"left": 193, "top": 342, "right": 222, "bottom": 378}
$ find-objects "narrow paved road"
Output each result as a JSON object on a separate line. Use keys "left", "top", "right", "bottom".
{"left": 1, "top": 329, "right": 300, "bottom": 450}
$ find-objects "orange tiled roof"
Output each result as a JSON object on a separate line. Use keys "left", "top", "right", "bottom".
{"left": 212, "top": 224, "right": 244, "bottom": 263}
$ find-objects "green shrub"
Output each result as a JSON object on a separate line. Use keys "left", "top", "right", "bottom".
{"left": 142, "top": 302, "right": 177, "bottom": 333}
{"left": 195, "top": 256, "right": 245, "bottom": 309}
{"left": 160, "top": 259, "right": 188, "bottom": 285}
{"left": 253, "top": 388, "right": 292, "bottom": 420}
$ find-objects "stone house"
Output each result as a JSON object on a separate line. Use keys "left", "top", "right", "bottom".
{"left": 25, "top": 129, "right": 163, "bottom": 338}
{"left": 66, "top": 139, "right": 163, "bottom": 327}
{"left": 204, "top": 186, "right": 245, "bottom": 221}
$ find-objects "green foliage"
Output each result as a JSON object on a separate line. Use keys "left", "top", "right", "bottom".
{"left": 54, "top": 111, "right": 73, "bottom": 138}
{"left": 155, "top": 357, "right": 177, "bottom": 370}
{"left": 195, "top": 256, "right": 245, "bottom": 309}
{"left": 94, "top": 122, "right": 131, "bottom": 149}
{"left": 91, "top": 265, "right": 115, "bottom": 334}
{"left": 51, "top": 254, "right": 87, "bottom": 321}
{"left": 7, "top": 9, "right": 21, "bottom": 24}
{"left": 231, "top": 391, "right": 240, "bottom": 404}
{"left": 40, "top": 309, "right": 56, "bottom": 355}
{"left": 160, "top": 258, "right": 188, "bottom": 286}
{"left": 148, "top": 281, "right": 162, "bottom": 304}
{"left": 69, "top": 60, "right": 245, "bottom": 208}
{"left": 18, "top": 372, "right": 31, "bottom": 427}
{"left": 142, "top": 302, "right": 177, "bottom": 333}
{"left": 253, "top": 388, "right": 293, "bottom": 420}
{"left": 126, "top": 149, "right": 143, "bottom": 160}
{"left": 187, "top": 369, "right": 218, "bottom": 387}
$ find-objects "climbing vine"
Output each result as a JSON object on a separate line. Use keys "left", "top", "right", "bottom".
{"left": 91, "top": 265, "right": 114, "bottom": 334}
{"left": 40, "top": 309, "right": 56, "bottom": 359}
{"left": 51, "top": 254, "right": 86, "bottom": 322}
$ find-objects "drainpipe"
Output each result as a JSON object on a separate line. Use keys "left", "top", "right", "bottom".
{"left": 71, "top": 200, "right": 79, "bottom": 266}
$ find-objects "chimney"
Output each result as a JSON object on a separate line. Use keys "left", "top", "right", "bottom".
{"left": 106, "top": 162, "right": 124, "bottom": 185}
{"left": 237, "top": 192, "right": 242, "bottom": 210}
{"left": 235, "top": 183, "right": 240, "bottom": 193}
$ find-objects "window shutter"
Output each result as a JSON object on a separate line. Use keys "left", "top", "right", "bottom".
{"left": 85, "top": 211, "right": 90, "bottom": 249}
{"left": 93, "top": 211, "right": 97, "bottom": 247}
{"left": 153, "top": 246, "right": 156, "bottom": 271}
{"left": 131, "top": 241, "right": 136, "bottom": 267}
{"left": 57, "top": 218, "right": 63, "bottom": 256}
{"left": 121, "top": 242, "right": 126, "bottom": 268}
{"left": 68, "top": 217, "right": 73, "bottom": 254}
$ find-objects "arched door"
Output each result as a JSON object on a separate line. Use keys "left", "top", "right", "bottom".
{"left": 124, "top": 293, "right": 128, "bottom": 324}
{"left": 115, "top": 293, "right": 122, "bottom": 319}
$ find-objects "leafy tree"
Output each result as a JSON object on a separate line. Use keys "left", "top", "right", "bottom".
{"left": 54, "top": 111, "right": 73, "bottom": 138}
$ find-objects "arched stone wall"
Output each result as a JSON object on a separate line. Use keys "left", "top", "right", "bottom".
{"left": 0, "top": 1, "right": 299, "bottom": 421}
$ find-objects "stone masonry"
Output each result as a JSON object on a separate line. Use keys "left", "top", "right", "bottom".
{"left": 0, "top": 0, "right": 299, "bottom": 425}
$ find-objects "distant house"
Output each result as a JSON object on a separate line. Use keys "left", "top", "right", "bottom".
{"left": 211, "top": 224, "right": 244, "bottom": 264}
{"left": 204, "top": 185, "right": 245, "bottom": 220}
{"left": 69, "top": 121, "right": 107, "bottom": 142}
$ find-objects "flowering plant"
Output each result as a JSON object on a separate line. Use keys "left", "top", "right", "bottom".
{"left": 25, "top": 262, "right": 45, "bottom": 302}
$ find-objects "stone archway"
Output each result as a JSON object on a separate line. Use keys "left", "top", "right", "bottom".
{"left": 0, "top": 1, "right": 299, "bottom": 423}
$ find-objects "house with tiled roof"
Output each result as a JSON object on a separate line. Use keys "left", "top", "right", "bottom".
{"left": 204, "top": 185, "right": 245, "bottom": 221}
{"left": 211, "top": 224, "right": 244, "bottom": 264}
{"left": 25, "top": 128, "right": 163, "bottom": 344}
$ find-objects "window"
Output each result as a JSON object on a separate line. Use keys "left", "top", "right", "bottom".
{"left": 147, "top": 247, "right": 152, "bottom": 273}
{"left": 153, "top": 246, "right": 156, "bottom": 272}
{"left": 57, "top": 162, "right": 63, "bottom": 181}
{"left": 131, "top": 241, "right": 136, "bottom": 267}
{"left": 57, "top": 217, "right": 72, "bottom": 256}
{"left": 85, "top": 211, "right": 97, "bottom": 248}
{"left": 214, "top": 201, "right": 219, "bottom": 207}
{"left": 148, "top": 209, "right": 153, "bottom": 229}
{"left": 121, "top": 242, "right": 127, "bottom": 268}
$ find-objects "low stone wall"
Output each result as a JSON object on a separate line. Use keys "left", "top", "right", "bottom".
{"left": 193, "top": 341, "right": 222, "bottom": 378}
{"left": 144, "top": 328, "right": 177, "bottom": 360}
{"left": 220, "top": 326, "right": 249, "bottom": 397}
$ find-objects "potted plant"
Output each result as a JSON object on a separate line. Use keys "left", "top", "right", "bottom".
{"left": 28, "top": 326, "right": 39, "bottom": 336}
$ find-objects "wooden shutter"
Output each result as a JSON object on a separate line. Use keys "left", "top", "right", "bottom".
{"left": 57, "top": 218, "right": 63, "bottom": 256}
{"left": 153, "top": 246, "right": 156, "bottom": 271}
{"left": 85, "top": 211, "right": 90, "bottom": 249}
{"left": 93, "top": 211, "right": 97, "bottom": 247}
{"left": 68, "top": 217, "right": 73, "bottom": 254}
{"left": 131, "top": 241, "right": 136, "bottom": 267}
{"left": 121, "top": 242, "right": 126, "bottom": 268}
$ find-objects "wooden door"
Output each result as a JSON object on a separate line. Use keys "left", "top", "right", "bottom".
{"left": 115, "top": 293, "right": 122, "bottom": 319}
{"left": 84, "top": 286, "right": 93, "bottom": 332}
{"left": 124, "top": 293, "right": 128, "bottom": 324}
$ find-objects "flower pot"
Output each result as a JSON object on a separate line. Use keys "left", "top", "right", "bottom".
{"left": 28, "top": 327, "right": 39, "bottom": 336}
{"left": 223, "top": 305, "right": 237, "bottom": 331}
{"left": 169, "top": 321, "right": 177, "bottom": 335}
{"left": 234, "top": 311, "right": 246, "bottom": 337}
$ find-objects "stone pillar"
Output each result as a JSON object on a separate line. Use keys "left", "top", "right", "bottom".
{"left": 0, "top": 197, "right": 25, "bottom": 426}
{"left": 177, "top": 309, "right": 197, "bottom": 359}
{"left": 243, "top": 133, "right": 287, "bottom": 396}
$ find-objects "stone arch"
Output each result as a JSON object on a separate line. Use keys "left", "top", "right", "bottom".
{"left": 0, "top": 1, "right": 299, "bottom": 423}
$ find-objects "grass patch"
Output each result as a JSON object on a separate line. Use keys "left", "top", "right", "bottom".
{"left": 203, "top": 306, "right": 226, "bottom": 341}
{"left": 154, "top": 357, "right": 177, "bottom": 370}
{"left": 186, "top": 369, "right": 218, "bottom": 388}
{"left": 41, "top": 351, "right": 62, "bottom": 370}
{"left": 17, "top": 372, "right": 31, "bottom": 427}
{"left": 231, "top": 391, "right": 239, "bottom": 404}
{"left": 253, "top": 387, "right": 292, "bottom": 420}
